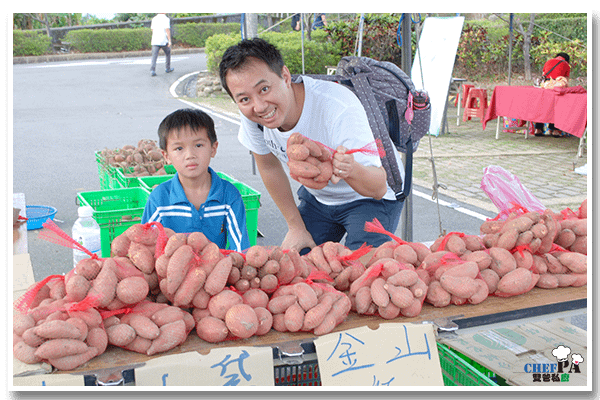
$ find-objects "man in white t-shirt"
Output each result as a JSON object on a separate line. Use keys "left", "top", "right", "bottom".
{"left": 219, "top": 38, "right": 405, "bottom": 253}
{"left": 150, "top": 13, "right": 174, "bottom": 77}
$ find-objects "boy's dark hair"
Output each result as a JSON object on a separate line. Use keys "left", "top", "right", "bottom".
{"left": 556, "top": 52, "right": 570, "bottom": 63}
{"left": 219, "top": 37, "right": 285, "bottom": 97}
{"left": 158, "top": 108, "right": 217, "bottom": 150}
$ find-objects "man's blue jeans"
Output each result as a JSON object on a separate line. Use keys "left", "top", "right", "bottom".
{"left": 150, "top": 45, "right": 171, "bottom": 73}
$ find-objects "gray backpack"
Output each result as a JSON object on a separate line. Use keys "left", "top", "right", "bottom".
{"left": 296, "top": 56, "right": 431, "bottom": 201}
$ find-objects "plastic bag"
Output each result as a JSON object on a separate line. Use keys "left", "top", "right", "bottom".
{"left": 480, "top": 165, "right": 546, "bottom": 219}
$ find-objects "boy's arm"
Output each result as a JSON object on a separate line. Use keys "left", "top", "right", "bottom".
{"left": 253, "top": 152, "right": 317, "bottom": 251}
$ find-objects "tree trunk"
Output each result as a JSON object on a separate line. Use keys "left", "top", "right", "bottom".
{"left": 516, "top": 13, "right": 536, "bottom": 80}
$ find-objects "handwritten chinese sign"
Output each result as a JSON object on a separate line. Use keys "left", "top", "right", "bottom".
{"left": 135, "top": 347, "right": 274, "bottom": 386}
{"left": 314, "top": 323, "right": 443, "bottom": 386}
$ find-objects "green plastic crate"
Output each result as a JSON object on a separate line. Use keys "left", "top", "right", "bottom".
{"left": 76, "top": 187, "right": 151, "bottom": 257}
{"left": 217, "top": 172, "right": 261, "bottom": 247}
{"left": 438, "top": 343, "right": 508, "bottom": 385}
{"left": 437, "top": 343, "right": 499, "bottom": 386}
{"left": 114, "top": 167, "right": 142, "bottom": 189}
{"left": 95, "top": 151, "right": 120, "bottom": 190}
{"left": 138, "top": 174, "right": 175, "bottom": 192}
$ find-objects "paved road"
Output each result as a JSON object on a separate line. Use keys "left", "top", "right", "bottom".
{"left": 13, "top": 52, "right": 496, "bottom": 282}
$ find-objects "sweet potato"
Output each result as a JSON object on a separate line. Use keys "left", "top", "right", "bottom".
{"left": 110, "top": 233, "right": 131, "bottom": 257}
{"left": 242, "top": 289, "right": 269, "bottom": 309}
{"left": 125, "top": 224, "right": 158, "bottom": 246}
{"left": 500, "top": 215, "right": 535, "bottom": 234}
{"left": 106, "top": 323, "right": 136, "bottom": 347}
{"left": 225, "top": 304, "right": 258, "bottom": 339}
{"left": 385, "top": 284, "right": 414, "bottom": 309}
{"left": 35, "top": 338, "right": 88, "bottom": 360}
{"left": 199, "top": 242, "right": 223, "bottom": 275}
{"left": 393, "top": 244, "right": 419, "bottom": 266}
{"left": 112, "top": 257, "right": 145, "bottom": 281}
{"left": 480, "top": 219, "right": 504, "bottom": 235}
{"left": 267, "top": 294, "right": 297, "bottom": 315}
{"left": 378, "top": 301, "right": 401, "bottom": 320}
{"left": 245, "top": 246, "right": 269, "bottom": 269}
{"left": 85, "top": 327, "right": 108, "bottom": 354}
{"left": 439, "top": 275, "right": 478, "bottom": 299}
{"left": 496, "top": 228, "right": 519, "bottom": 250}
{"left": 196, "top": 316, "right": 229, "bottom": 343}
{"left": 166, "top": 245, "right": 195, "bottom": 294}
{"left": 425, "top": 281, "right": 451, "bottom": 308}
{"left": 496, "top": 268, "right": 533, "bottom": 296}
{"left": 65, "top": 317, "right": 88, "bottom": 341}
{"left": 164, "top": 233, "right": 188, "bottom": 257}
{"left": 128, "top": 242, "right": 155, "bottom": 274}
{"left": 400, "top": 297, "right": 423, "bottom": 318}
{"left": 13, "top": 313, "right": 35, "bottom": 336}
{"left": 13, "top": 341, "right": 43, "bottom": 364}
{"left": 151, "top": 306, "right": 185, "bottom": 327}
{"left": 294, "top": 282, "right": 318, "bottom": 311}
{"left": 440, "top": 261, "right": 479, "bottom": 279}
{"left": 204, "top": 256, "right": 233, "bottom": 295}
{"left": 354, "top": 286, "right": 373, "bottom": 315}
{"left": 515, "top": 230, "right": 534, "bottom": 247}
{"left": 307, "top": 246, "right": 332, "bottom": 274}
{"left": 386, "top": 269, "right": 419, "bottom": 287}
{"left": 254, "top": 307, "right": 273, "bottom": 336}
{"left": 446, "top": 235, "right": 467, "bottom": 255}
{"left": 146, "top": 319, "right": 187, "bottom": 356}
{"left": 536, "top": 273, "right": 559, "bottom": 289}
{"left": 287, "top": 143, "right": 310, "bottom": 161}
{"left": 186, "top": 231, "right": 209, "bottom": 254}
{"left": 208, "top": 290, "right": 244, "bottom": 320}
{"left": 461, "top": 250, "right": 492, "bottom": 270}
{"left": 75, "top": 258, "right": 102, "bottom": 281}
{"left": 468, "top": 279, "right": 489, "bottom": 304}
{"left": 276, "top": 253, "right": 296, "bottom": 285}
{"left": 47, "top": 347, "right": 98, "bottom": 371}
{"left": 288, "top": 160, "right": 320, "bottom": 178}
{"left": 22, "top": 327, "right": 45, "bottom": 347}
{"left": 370, "top": 277, "right": 390, "bottom": 308}
{"left": 489, "top": 247, "right": 517, "bottom": 277}
{"left": 192, "top": 288, "right": 211, "bottom": 309}
{"left": 127, "top": 315, "right": 160, "bottom": 340}
{"left": 116, "top": 276, "right": 149, "bottom": 305}
{"left": 544, "top": 253, "right": 568, "bottom": 274}
{"left": 173, "top": 268, "right": 206, "bottom": 307}
{"left": 555, "top": 229, "right": 576, "bottom": 249}
{"left": 479, "top": 269, "right": 500, "bottom": 293}
{"left": 63, "top": 274, "right": 91, "bottom": 303}
{"left": 87, "top": 265, "right": 118, "bottom": 308}
{"left": 569, "top": 235, "right": 587, "bottom": 255}
{"left": 35, "top": 320, "right": 82, "bottom": 340}
{"left": 554, "top": 252, "right": 587, "bottom": 274}
{"left": 302, "top": 294, "right": 335, "bottom": 330}
{"left": 283, "top": 302, "right": 305, "bottom": 332}
{"left": 67, "top": 307, "right": 103, "bottom": 328}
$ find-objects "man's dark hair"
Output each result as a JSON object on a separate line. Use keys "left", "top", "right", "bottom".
{"left": 158, "top": 108, "right": 217, "bottom": 150}
{"left": 219, "top": 37, "right": 285, "bottom": 97}
{"left": 556, "top": 52, "right": 570, "bottom": 63}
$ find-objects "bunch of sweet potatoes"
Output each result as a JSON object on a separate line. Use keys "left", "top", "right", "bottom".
{"left": 286, "top": 132, "right": 334, "bottom": 189}
{"left": 98, "top": 139, "right": 170, "bottom": 177}
{"left": 267, "top": 281, "right": 351, "bottom": 336}
{"left": 348, "top": 257, "right": 428, "bottom": 319}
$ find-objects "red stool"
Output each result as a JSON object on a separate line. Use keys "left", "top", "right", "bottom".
{"left": 455, "top": 84, "right": 474, "bottom": 107}
{"left": 462, "top": 88, "right": 488, "bottom": 122}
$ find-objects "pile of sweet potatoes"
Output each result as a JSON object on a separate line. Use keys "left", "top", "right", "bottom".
{"left": 98, "top": 139, "right": 171, "bottom": 177}
{"left": 14, "top": 199, "right": 587, "bottom": 371}
{"left": 286, "top": 132, "right": 335, "bottom": 189}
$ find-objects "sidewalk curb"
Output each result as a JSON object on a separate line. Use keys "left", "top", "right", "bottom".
{"left": 13, "top": 48, "right": 204, "bottom": 65}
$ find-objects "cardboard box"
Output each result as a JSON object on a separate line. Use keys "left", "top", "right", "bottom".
{"left": 438, "top": 318, "right": 588, "bottom": 387}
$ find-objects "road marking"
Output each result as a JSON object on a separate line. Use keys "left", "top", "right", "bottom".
{"left": 173, "top": 73, "right": 492, "bottom": 223}
{"left": 25, "top": 56, "right": 190, "bottom": 68}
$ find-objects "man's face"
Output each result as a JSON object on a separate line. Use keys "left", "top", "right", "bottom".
{"left": 225, "top": 57, "right": 298, "bottom": 131}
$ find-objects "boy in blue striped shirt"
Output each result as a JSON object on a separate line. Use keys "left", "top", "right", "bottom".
{"left": 142, "top": 108, "right": 250, "bottom": 252}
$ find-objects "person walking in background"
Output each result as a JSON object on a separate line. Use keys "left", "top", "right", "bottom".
{"left": 312, "top": 13, "right": 327, "bottom": 30}
{"left": 291, "top": 13, "right": 301, "bottom": 31}
{"left": 150, "top": 13, "right": 174, "bottom": 77}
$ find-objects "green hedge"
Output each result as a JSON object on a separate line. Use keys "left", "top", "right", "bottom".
{"left": 65, "top": 28, "right": 151, "bottom": 52}
{"left": 205, "top": 30, "right": 341, "bottom": 76}
{"left": 13, "top": 30, "right": 52, "bottom": 56}
{"left": 175, "top": 22, "right": 239, "bottom": 47}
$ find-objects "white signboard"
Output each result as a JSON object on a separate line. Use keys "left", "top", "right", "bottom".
{"left": 412, "top": 16, "right": 465, "bottom": 136}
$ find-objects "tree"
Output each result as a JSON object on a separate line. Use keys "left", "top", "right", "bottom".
{"left": 515, "top": 13, "right": 536, "bottom": 80}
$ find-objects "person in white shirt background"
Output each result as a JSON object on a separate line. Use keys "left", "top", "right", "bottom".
{"left": 150, "top": 13, "right": 174, "bottom": 77}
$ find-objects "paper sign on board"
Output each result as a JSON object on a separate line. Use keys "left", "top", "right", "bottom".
{"left": 314, "top": 323, "right": 443, "bottom": 386}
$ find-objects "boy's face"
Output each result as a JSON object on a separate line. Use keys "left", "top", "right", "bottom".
{"left": 162, "top": 126, "right": 218, "bottom": 181}
{"left": 225, "top": 57, "right": 298, "bottom": 132}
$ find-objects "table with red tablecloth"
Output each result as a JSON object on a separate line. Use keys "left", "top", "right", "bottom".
{"left": 483, "top": 85, "right": 588, "bottom": 138}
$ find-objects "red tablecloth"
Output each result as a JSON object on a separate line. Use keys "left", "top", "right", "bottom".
{"left": 483, "top": 85, "right": 587, "bottom": 138}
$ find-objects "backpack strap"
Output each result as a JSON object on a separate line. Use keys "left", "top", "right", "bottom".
{"left": 349, "top": 74, "right": 407, "bottom": 201}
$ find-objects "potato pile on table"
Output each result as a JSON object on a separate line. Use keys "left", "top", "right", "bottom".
{"left": 13, "top": 200, "right": 587, "bottom": 371}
